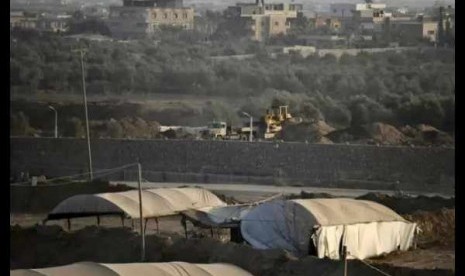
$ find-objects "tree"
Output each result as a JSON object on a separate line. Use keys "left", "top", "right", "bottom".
{"left": 11, "top": 112, "right": 35, "bottom": 136}
{"left": 63, "top": 117, "right": 85, "bottom": 138}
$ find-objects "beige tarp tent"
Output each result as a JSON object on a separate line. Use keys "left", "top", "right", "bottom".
{"left": 241, "top": 198, "right": 417, "bottom": 260}
{"left": 47, "top": 188, "right": 226, "bottom": 220}
{"left": 11, "top": 262, "right": 253, "bottom": 276}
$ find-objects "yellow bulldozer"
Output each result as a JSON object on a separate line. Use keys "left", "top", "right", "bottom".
{"left": 263, "top": 105, "right": 302, "bottom": 139}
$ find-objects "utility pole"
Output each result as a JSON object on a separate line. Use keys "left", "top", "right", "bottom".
{"left": 73, "top": 48, "right": 93, "bottom": 181}
{"left": 137, "top": 163, "right": 146, "bottom": 261}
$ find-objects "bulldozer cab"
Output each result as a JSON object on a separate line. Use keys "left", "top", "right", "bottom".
{"left": 267, "top": 105, "right": 292, "bottom": 122}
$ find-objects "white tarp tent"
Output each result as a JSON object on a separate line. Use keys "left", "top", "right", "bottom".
{"left": 11, "top": 262, "right": 253, "bottom": 276}
{"left": 241, "top": 198, "right": 417, "bottom": 260}
{"left": 47, "top": 188, "right": 227, "bottom": 220}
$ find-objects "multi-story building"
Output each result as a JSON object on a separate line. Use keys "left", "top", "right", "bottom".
{"left": 226, "top": 0, "right": 303, "bottom": 41}
{"left": 106, "top": 0, "right": 194, "bottom": 39}
{"left": 329, "top": 2, "right": 388, "bottom": 34}
{"left": 10, "top": 10, "right": 70, "bottom": 33}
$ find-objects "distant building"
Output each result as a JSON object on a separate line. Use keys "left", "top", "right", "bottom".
{"left": 328, "top": 3, "right": 388, "bottom": 34}
{"left": 10, "top": 10, "right": 70, "bottom": 33}
{"left": 313, "top": 13, "right": 342, "bottom": 33}
{"left": 330, "top": 2, "right": 387, "bottom": 19}
{"left": 106, "top": 0, "right": 194, "bottom": 39}
{"left": 389, "top": 20, "right": 438, "bottom": 43}
{"left": 225, "top": 1, "right": 303, "bottom": 41}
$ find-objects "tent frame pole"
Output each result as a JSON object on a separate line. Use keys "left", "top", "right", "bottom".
{"left": 343, "top": 245, "right": 348, "bottom": 276}
{"left": 182, "top": 216, "right": 188, "bottom": 239}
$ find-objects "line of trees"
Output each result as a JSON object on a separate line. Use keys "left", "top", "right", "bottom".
{"left": 10, "top": 30, "right": 454, "bottom": 132}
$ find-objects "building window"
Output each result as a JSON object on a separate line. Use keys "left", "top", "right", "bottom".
{"left": 174, "top": 13, "right": 178, "bottom": 19}
{"left": 183, "top": 13, "right": 187, "bottom": 18}
{"left": 274, "top": 21, "right": 279, "bottom": 26}
{"left": 153, "top": 12, "right": 157, "bottom": 18}
{"left": 164, "top": 13, "right": 168, "bottom": 19}
{"left": 427, "top": 30, "right": 435, "bottom": 35}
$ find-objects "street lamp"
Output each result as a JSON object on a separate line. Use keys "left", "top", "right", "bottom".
{"left": 48, "top": 105, "right": 57, "bottom": 138}
{"left": 242, "top": 112, "right": 253, "bottom": 142}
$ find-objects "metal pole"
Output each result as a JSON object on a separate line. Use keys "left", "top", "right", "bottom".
{"left": 249, "top": 116, "right": 253, "bottom": 142}
{"left": 77, "top": 49, "right": 93, "bottom": 182}
{"left": 48, "top": 106, "right": 58, "bottom": 138}
{"left": 137, "top": 163, "right": 146, "bottom": 261}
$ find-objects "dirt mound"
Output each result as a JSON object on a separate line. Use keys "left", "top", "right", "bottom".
{"left": 326, "top": 123, "right": 406, "bottom": 145}
{"left": 356, "top": 193, "right": 455, "bottom": 214}
{"left": 280, "top": 120, "right": 335, "bottom": 143}
{"left": 400, "top": 124, "right": 454, "bottom": 146}
{"left": 405, "top": 209, "right": 455, "bottom": 248}
{"left": 286, "top": 191, "right": 335, "bottom": 200}
{"left": 364, "top": 123, "right": 406, "bottom": 145}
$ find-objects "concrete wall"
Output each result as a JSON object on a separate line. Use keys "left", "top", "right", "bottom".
{"left": 10, "top": 138, "right": 454, "bottom": 193}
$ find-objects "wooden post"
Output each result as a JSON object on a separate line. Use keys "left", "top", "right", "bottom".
{"left": 137, "top": 163, "right": 146, "bottom": 262}
{"left": 343, "top": 245, "right": 348, "bottom": 276}
{"left": 155, "top": 218, "right": 159, "bottom": 234}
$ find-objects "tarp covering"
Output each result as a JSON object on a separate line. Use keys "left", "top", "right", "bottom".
{"left": 47, "top": 188, "right": 227, "bottom": 220}
{"left": 10, "top": 262, "right": 253, "bottom": 276}
{"left": 182, "top": 204, "right": 255, "bottom": 228}
{"left": 241, "top": 198, "right": 417, "bottom": 260}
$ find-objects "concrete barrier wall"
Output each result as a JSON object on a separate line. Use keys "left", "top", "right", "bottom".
{"left": 10, "top": 137, "right": 455, "bottom": 193}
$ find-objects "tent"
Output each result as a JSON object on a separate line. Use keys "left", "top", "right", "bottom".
{"left": 240, "top": 198, "right": 417, "bottom": 260}
{"left": 11, "top": 262, "right": 252, "bottom": 276}
{"left": 47, "top": 187, "right": 227, "bottom": 220}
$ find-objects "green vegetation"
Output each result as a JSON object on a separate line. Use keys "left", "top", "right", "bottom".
{"left": 10, "top": 30, "right": 454, "bottom": 135}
